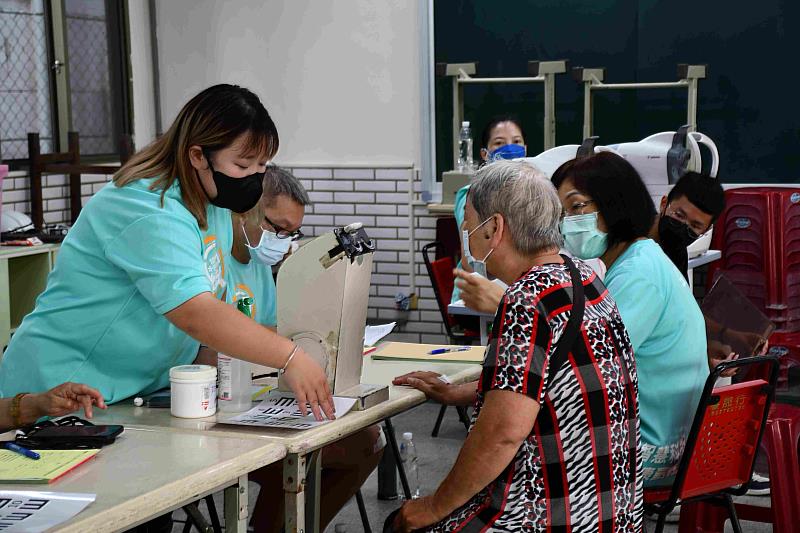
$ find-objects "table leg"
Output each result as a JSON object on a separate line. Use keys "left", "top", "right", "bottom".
{"left": 284, "top": 453, "right": 307, "bottom": 533}
{"left": 479, "top": 316, "right": 489, "bottom": 345}
{"left": 223, "top": 474, "right": 249, "bottom": 533}
{"left": 304, "top": 450, "right": 322, "bottom": 532}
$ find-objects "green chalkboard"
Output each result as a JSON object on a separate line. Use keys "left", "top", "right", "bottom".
{"left": 434, "top": 0, "right": 800, "bottom": 183}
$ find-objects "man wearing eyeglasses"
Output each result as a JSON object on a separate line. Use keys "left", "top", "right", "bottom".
{"left": 225, "top": 166, "right": 308, "bottom": 329}
{"left": 650, "top": 171, "right": 725, "bottom": 280}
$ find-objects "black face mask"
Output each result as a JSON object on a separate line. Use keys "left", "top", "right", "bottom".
{"left": 202, "top": 153, "right": 264, "bottom": 213}
{"left": 658, "top": 214, "right": 700, "bottom": 279}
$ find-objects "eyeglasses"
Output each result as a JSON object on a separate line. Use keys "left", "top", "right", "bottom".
{"left": 564, "top": 200, "right": 595, "bottom": 217}
{"left": 263, "top": 215, "right": 304, "bottom": 241}
{"left": 664, "top": 204, "right": 707, "bottom": 237}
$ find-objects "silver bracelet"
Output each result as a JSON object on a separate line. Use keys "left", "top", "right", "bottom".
{"left": 279, "top": 345, "right": 299, "bottom": 376}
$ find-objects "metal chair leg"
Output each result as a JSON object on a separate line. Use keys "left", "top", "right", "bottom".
{"left": 204, "top": 495, "right": 222, "bottom": 533}
{"left": 456, "top": 406, "right": 470, "bottom": 430}
{"left": 183, "top": 502, "right": 213, "bottom": 533}
{"left": 355, "top": 489, "right": 372, "bottom": 533}
{"left": 431, "top": 404, "right": 447, "bottom": 437}
{"left": 723, "top": 494, "right": 744, "bottom": 533}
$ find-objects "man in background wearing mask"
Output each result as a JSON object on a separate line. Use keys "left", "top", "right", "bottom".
{"left": 226, "top": 165, "right": 307, "bottom": 329}
{"left": 651, "top": 171, "right": 725, "bottom": 280}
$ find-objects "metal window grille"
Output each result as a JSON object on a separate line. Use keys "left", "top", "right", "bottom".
{"left": 0, "top": 0, "right": 55, "bottom": 160}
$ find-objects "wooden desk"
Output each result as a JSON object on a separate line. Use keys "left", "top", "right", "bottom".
{"left": 11, "top": 426, "right": 285, "bottom": 533}
{"left": 91, "top": 352, "right": 482, "bottom": 533}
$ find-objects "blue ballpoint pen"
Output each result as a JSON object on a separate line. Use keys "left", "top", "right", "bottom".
{"left": 4, "top": 442, "right": 40, "bottom": 460}
{"left": 428, "top": 347, "right": 472, "bottom": 355}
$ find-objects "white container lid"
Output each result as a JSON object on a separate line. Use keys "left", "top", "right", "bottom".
{"left": 461, "top": 121, "right": 469, "bottom": 127}
{"left": 402, "top": 431, "right": 413, "bottom": 440}
{"left": 170, "top": 364, "right": 217, "bottom": 381}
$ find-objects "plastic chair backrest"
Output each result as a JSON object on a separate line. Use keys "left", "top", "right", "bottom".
{"left": 679, "top": 379, "right": 770, "bottom": 499}
{"left": 421, "top": 242, "right": 457, "bottom": 330}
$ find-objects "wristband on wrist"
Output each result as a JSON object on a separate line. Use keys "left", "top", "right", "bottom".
{"left": 11, "top": 393, "right": 30, "bottom": 428}
{"left": 279, "top": 345, "right": 299, "bottom": 376}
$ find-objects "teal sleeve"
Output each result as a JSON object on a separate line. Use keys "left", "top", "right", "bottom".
{"left": 453, "top": 185, "right": 470, "bottom": 230}
{"left": 605, "top": 268, "right": 663, "bottom": 352}
{"left": 104, "top": 214, "right": 212, "bottom": 314}
{"left": 264, "top": 272, "right": 277, "bottom": 326}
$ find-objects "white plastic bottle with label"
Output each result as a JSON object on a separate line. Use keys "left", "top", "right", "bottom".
{"left": 218, "top": 297, "right": 254, "bottom": 412}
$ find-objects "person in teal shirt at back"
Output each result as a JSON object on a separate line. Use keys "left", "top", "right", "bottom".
{"left": 452, "top": 115, "right": 527, "bottom": 303}
{"left": 552, "top": 152, "right": 709, "bottom": 486}
{"left": 0, "top": 84, "right": 334, "bottom": 423}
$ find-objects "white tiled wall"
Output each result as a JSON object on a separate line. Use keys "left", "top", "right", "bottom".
{"left": 1, "top": 165, "right": 450, "bottom": 344}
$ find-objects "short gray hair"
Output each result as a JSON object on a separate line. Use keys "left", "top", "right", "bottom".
{"left": 263, "top": 166, "right": 310, "bottom": 207}
{"left": 469, "top": 160, "right": 563, "bottom": 255}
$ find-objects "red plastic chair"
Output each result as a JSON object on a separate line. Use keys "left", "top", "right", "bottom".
{"left": 421, "top": 241, "right": 480, "bottom": 345}
{"left": 421, "top": 241, "right": 478, "bottom": 437}
{"left": 644, "top": 355, "right": 779, "bottom": 533}
{"left": 679, "top": 402, "right": 800, "bottom": 533}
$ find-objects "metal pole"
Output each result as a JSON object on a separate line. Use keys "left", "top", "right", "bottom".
{"left": 451, "top": 76, "right": 461, "bottom": 168}
{"left": 543, "top": 72, "right": 556, "bottom": 149}
{"left": 457, "top": 76, "right": 545, "bottom": 84}
{"left": 687, "top": 77, "right": 699, "bottom": 132}
{"left": 583, "top": 83, "right": 593, "bottom": 139}
{"left": 591, "top": 81, "right": 689, "bottom": 90}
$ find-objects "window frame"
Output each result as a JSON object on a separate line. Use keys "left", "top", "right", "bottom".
{"left": 1, "top": 0, "right": 133, "bottom": 169}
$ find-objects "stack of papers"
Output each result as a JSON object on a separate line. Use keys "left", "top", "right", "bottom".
{"left": 364, "top": 322, "right": 396, "bottom": 347}
{"left": 219, "top": 392, "right": 357, "bottom": 430}
{"left": 0, "top": 490, "right": 95, "bottom": 532}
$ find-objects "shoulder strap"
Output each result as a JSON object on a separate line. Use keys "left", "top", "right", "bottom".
{"left": 545, "top": 255, "right": 586, "bottom": 391}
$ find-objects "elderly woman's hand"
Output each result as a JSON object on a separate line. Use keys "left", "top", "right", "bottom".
{"left": 454, "top": 269, "right": 504, "bottom": 314}
{"left": 393, "top": 372, "right": 454, "bottom": 404}
{"left": 394, "top": 496, "right": 443, "bottom": 532}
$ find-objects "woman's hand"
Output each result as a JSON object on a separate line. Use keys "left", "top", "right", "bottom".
{"left": 28, "top": 382, "right": 107, "bottom": 421}
{"left": 393, "top": 372, "right": 454, "bottom": 404}
{"left": 281, "top": 348, "right": 335, "bottom": 421}
{"left": 707, "top": 340, "right": 739, "bottom": 378}
{"left": 394, "top": 496, "right": 442, "bottom": 532}
{"left": 454, "top": 269, "right": 504, "bottom": 314}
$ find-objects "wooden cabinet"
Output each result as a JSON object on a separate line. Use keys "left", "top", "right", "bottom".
{"left": 0, "top": 244, "right": 59, "bottom": 348}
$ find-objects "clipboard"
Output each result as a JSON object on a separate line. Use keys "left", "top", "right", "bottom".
{"left": 702, "top": 274, "right": 775, "bottom": 355}
{"left": 371, "top": 342, "right": 485, "bottom": 363}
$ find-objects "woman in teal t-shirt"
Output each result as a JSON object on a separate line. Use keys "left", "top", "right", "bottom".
{"left": 552, "top": 152, "right": 708, "bottom": 486}
{"left": 0, "top": 85, "right": 333, "bottom": 421}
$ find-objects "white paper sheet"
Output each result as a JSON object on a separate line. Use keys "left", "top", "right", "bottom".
{"left": 219, "top": 392, "right": 358, "bottom": 430}
{"left": 0, "top": 491, "right": 95, "bottom": 532}
{"left": 364, "top": 322, "right": 396, "bottom": 347}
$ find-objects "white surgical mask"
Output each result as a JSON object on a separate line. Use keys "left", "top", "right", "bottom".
{"left": 243, "top": 225, "right": 292, "bottom": 266}
{"left": 462, "top": 216, "right": 495, "bottom": 278}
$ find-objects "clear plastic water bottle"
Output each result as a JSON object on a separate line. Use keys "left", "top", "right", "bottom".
{"left": 218, "top": 298, "right": 254, "bottom": 412}
{"left": 399, "top": 431, "right": 421, "bottom": 499}
{"left": 457, "top": 121, "right": 474, "bottom": 172}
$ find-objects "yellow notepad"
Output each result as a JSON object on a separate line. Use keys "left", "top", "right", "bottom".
{"left": 0, "top": 448, "right": 99, "bottom": 484}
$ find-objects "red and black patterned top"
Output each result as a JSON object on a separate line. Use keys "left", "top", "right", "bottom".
{"left": 429, "top": 259, "right": 643, "bottom": 532}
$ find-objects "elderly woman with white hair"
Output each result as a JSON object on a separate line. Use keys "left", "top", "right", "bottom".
{"left": 392, "top": 161, "right": 643, "bottom": 532}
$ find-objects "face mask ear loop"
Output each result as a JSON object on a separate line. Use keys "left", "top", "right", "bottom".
{"left": 242, "top": 224, "right": 257, "bottom": 249}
